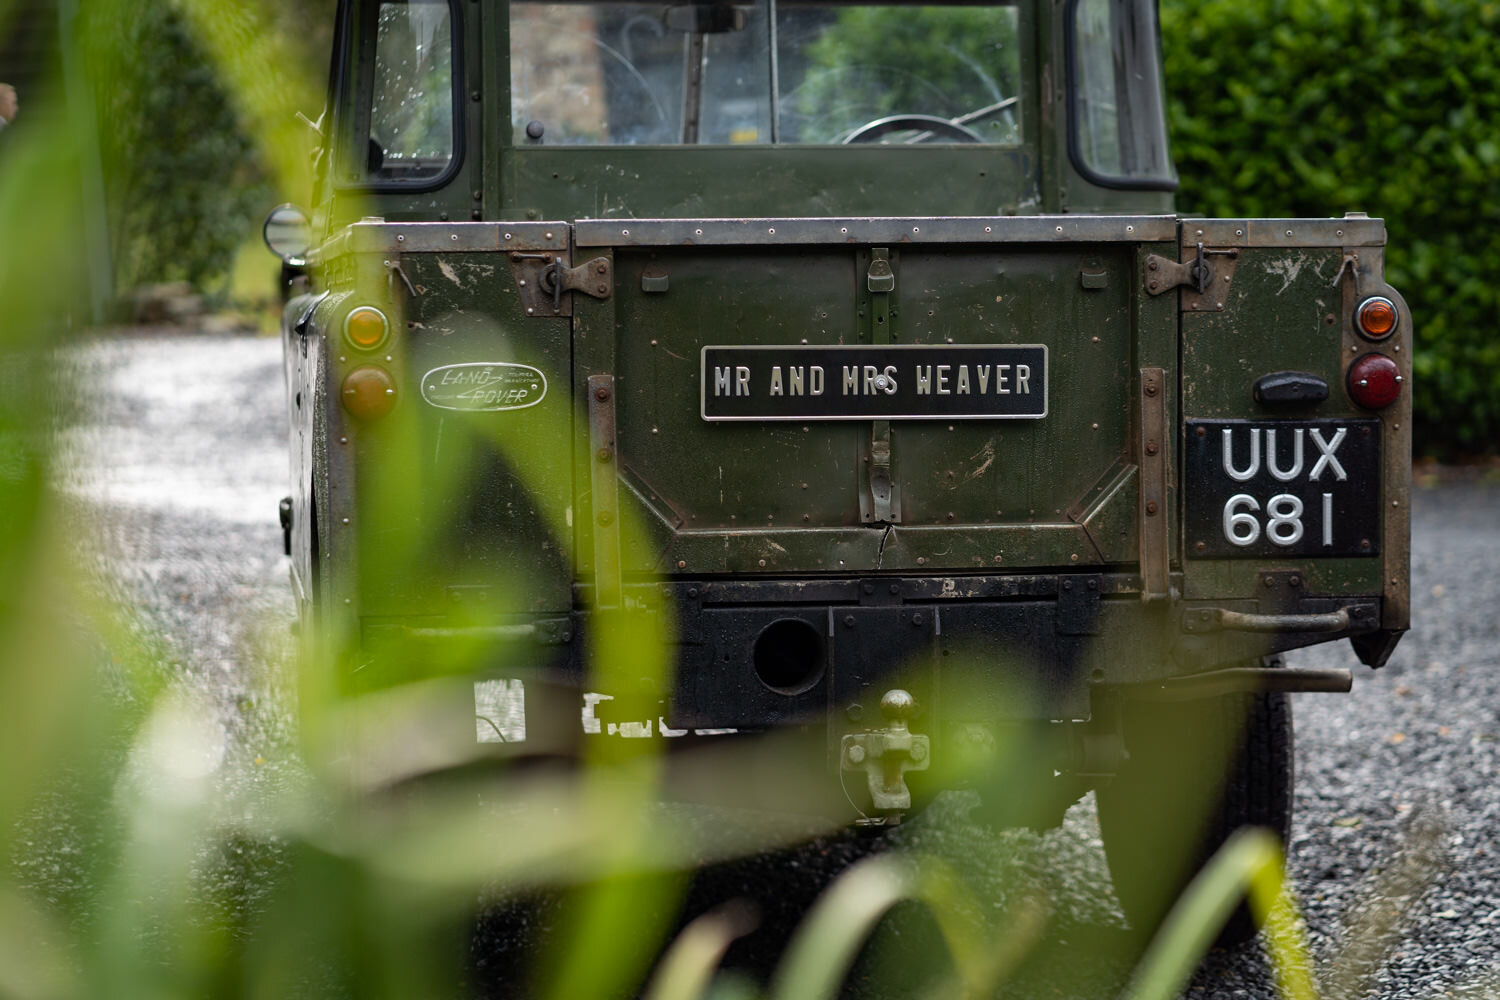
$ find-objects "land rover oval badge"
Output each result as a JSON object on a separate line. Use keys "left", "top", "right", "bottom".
{"left": 421, "top": 362, "right": 547, "bottom": 412}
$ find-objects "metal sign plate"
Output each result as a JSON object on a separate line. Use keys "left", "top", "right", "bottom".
{"left": 700, "top": 344, "right": 1048, "bottom": 422}
{"left": 420, "top": 362, "right": 548, "bottom": 412}
{"left": 1184, "top": 419, "right": 1381, "bottom": 558}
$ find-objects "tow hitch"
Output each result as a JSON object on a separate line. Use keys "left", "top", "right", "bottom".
{"left": 841, "top": 689, "right": 930, "bottom": 822}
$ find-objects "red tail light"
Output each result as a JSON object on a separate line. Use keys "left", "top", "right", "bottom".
{"left": 1347, "top": 353, "right": 1402, "bottom": 409}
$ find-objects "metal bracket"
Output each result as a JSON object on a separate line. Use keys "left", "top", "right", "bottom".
{"left": 1145, "top": 243, "right": 1241, "bottom": 311}
{"left": 840, "top": 689, "right": 930, "bottom": 814}
{"left": 385, "top": 258, "right": 417, "bottom": 299}
{"left": 1181, "top": 607, "right": 1351, "bottom": 634}
{"left": 1138, "top": 666, "right": 1354, "bottom": 700}
{"left": 1143, "top": 254, "right": 1193, "bottom": 294}
{"left": 1181, "top": 582, "right": 1379, "bottom": 633}
{"left": 510, "top": 253, "right": 612, "bottom": 317}
{"left": 587, "top": 375, "right": 622, "bottom": 610}
{"left": 1056, "top": 575, "right": 1103, "bottom": 635}
{"left": 1331, "top": 251, "right": 1363, "bottom": 298}
{"left": 1138, "top": 368, "right": 1171, "bottom": 602}
{"left": 861, "top": 424, "right": 902, "bottom": 524}
{"left": 866, "top": 250, "right": 895, "bottom": 292}
{"left": 861, "top": 249, "right": 901, "bottom": 524}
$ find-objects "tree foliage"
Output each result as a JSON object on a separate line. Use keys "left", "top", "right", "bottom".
{"left": 81, "top": 0, "right": 334, "bottom": 298}
{"left": 1161, "top": 0, "right": 1500, "bottom": 456}
{"left": 84, "top": 3, "right": 261, "bottom": 293}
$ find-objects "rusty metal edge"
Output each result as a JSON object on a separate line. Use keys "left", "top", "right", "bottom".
{"left": 1181, "top": 217, "right": 1385, "bottom": 248}
{"left": 576, "top": 215, "right": 1178, "bottom": 247}
{"left": 587, "top": 375, "right": 623, "bottom": 610}
{"left": 1138, "top": 368, "right": 1170, "bottom": 601}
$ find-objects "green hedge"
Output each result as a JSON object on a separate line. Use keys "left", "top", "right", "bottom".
{"left": 80, "top": 1, "right": 336, "bottom": 303}
{"left": 1162, "top": 0, "right": 1500, "bottom": 457}
{"left": 84, "top": 4, "right": 266, "bottom": 295}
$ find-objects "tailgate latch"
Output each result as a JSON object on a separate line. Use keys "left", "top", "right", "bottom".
{"left": 1145, "top": 243, "right": 1241, "bottom": 311}
{"left": 540, "top": 256, "right": 613, "bottom": 310}
{"left": 510, "top": 253, "right": 613, "bottom": 316}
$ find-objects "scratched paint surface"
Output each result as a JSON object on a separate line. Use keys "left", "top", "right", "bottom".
{"left": 1181, "top": 247, "right": 1344, "bottom": 418}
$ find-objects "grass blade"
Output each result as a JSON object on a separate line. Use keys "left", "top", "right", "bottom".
{"left": 1120, "top": 827, "right": 1317, "bottom": 1000}
{"left": 644, "top": 900, "right": 759, "bottom": 1000}
{"left": 769, "top": 855, "right": 919, "bottom": 1000}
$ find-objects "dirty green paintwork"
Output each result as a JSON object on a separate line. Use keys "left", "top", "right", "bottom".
{"left": 350, "top": 252, "right": 576, "bottom": 619}
{"left": 1179, "top": 246, "right": 1392, "bottom": 601}
{"left": 280, "top": 0, "right": 1410, "bottom": 729}
{"left": 504, "top": 146, "right": 1043, "bottom": 221}
{"left": 1181, "top": 248, "right": 1347, "bottom": 418}
{"left": 601, "top": 243, "right": 1147, "bottom": 576}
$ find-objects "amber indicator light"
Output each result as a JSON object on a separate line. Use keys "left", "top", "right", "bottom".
{"left": 1355, "top": 296, "right": 1398, "bottom": 340}
{"left": 342, "top": 365, "right": 397, "bottom": 420}
{"left": 344, "top": 306, "right": 390, "bottom": 351}
{"left": 1347, "top": 353, "right": 1402, "bottom": 410}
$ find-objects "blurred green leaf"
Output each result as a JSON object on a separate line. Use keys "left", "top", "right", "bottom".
{"left": 1120, "top": 828, "right": 1316, "bottom": 1000}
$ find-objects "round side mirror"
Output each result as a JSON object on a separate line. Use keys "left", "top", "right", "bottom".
{"left": 263, "top": 204, "right": 312, "bottom": 266}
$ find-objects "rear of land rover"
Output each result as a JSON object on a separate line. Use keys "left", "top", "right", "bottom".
{"left": 291, "top": 0, "right": 1410, "bottom": 828}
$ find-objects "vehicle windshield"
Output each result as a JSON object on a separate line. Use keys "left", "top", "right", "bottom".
{"left": 510, "top": 1, "right": 1023, "bottom": 146}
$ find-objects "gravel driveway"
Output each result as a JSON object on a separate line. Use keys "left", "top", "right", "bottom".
{"left": 56, "top": 331, "right": 1500, "bottom": 998}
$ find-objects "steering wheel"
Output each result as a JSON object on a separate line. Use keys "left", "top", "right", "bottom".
{"left": 842, "top": 114, "right": 985, "bottom": 144}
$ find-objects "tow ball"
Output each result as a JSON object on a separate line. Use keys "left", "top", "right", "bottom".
{"left": 840, "top": 689, "right": 931, "bottom": 819}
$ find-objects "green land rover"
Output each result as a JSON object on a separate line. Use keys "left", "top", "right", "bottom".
{"left": 266, "top": 0, "right": 1411, "bottom": 935}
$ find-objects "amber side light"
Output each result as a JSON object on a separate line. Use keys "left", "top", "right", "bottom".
{"left": 1347, "top": 353, "right": 1402, "bottom": 410}
{"left": 1356, "top": 296, "right": 1398, "bottom": 340}
{"left": 344, "top": 306, "right": 390, "bottom": 351}
{"left": 342, "top": 366, "right": 397, "bottom": 420}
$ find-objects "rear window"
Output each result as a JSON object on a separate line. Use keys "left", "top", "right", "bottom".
{"left": 364, "top": 0, "right": 458, "bottom": 184}
{"left": 1068, "top": 0, "right": 1175, "bottom": 188}
{"left": 510, "top": 1, "right": 1022, "bottom": 146}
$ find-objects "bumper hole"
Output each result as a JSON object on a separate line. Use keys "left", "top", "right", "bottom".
{"left": 753, "top": 619, "right": 825, "bottom": 695}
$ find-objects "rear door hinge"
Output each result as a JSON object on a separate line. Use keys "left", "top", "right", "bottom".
{"left": 862, "top": 249, "right": 900, "bottom": 524}
{"left": 586, "top": 374, "right": 622, "bottom": 609}
{"left": 863, "top": 425, "right": 901, "bottom": 524}
{"left": 1138, "top": 368, "right": 1172, "bottom": 602}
